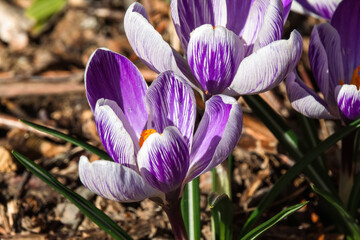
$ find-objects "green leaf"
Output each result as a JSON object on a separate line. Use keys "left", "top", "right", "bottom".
{"left": 26, "top": 0, "right": 67, "bottom": 32}
{"left": 27, "top": 0, "right": 66, "bottom": 21}
{"left": 240, "top": 116, "right": 360, "bottom": 238}
{"left": 181, "top": 178, "right": 201, "bottom": 240}
{"left": 209, "top": 193, "right": 233, "bottom": 240}
{"left": 20, "top": 119, "right": 111, "bottom": 160}
{"left": 348, "top": 129, "right": 360, "bottom": 216}
{"left": 212, "top": 154, "right": 233, "bottom": 199}
{"left": 240, "top": 202, "right": 308, "bottom": 240}
{"left": 311, "top": 185, "right": 360, "bottom": 238}
{"left": 12, "top": 150, "right": 132, "bottom": 240}
{"left": 243, "top": 95, "right": 337, "bottom": 196}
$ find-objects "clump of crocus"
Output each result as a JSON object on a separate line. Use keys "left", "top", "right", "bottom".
{"left": 291, "top": 0, "right": 341, "bottom": 19}
{"left": 124, "top": 0, "right": 302, "bottom": 99}
{"left": 286, "top": 0, "right": 360, "bottom": 122}
{"left": 79, "top": 48, "right": 242, "bottom": 239}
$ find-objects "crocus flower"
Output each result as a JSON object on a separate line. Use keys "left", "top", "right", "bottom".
{"left": 286, "top": 0, "right": 360, "bottom": 122}
{"left": 79, "top": 48, "right": 242, "bottom": 239}
{"left": 124, "top": 0, "right": 302, "bottom": 99}
{"left": 291, "top": 0, "right": 342, "bottom": 20}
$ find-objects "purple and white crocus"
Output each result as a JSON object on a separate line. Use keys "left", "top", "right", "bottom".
{"left": 79, "top": 48, "right": 242, "bottom": 239}
{"left": 124, "top": 0, "right": 302, "bottom": 99}
{"left": 286, "top": 0, "right": 360, "bottom": 122}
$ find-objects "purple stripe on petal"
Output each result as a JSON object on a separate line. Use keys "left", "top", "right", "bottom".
{"left": 186, "top": 95, "right": 242, "bottom": 182}
{"left": 85, "top": 48, "right": 148, "bottom": 138}
{"left": 241, "top": 0, "right": 271, "bottom": 55}
{"left": 187, "top": 25, "right": 244, "bottom": 95}
{"left": 145, "top": 71, "right": 196, "bottom": 147}
{"left": 295, "top": 0, "right": 341, "bottom": 19}
{"left": 228, "top": 30, "right": 302, "bottom": 95}
{"left": 282, "top": 0, "right": 292, "bottom": 21}
{"left": 171, "top": 0, "right": 252, "bottom": 53}
{"left": 336, "top": 84, "right": 360, "bottom": 121}
{"left": 79, "top": 156, "right": 162, "bottom": 202}
{"left": 223, "top": 0, "right": 253, "bottom": 36}
{"left": 253, "top": 0, "right": 284, "bottom": 52}
{"left": 285, "top": 72, "right": 336, "bottom": 119}
{"left": 94, "top": 99, "right": 138, "bottom": 168}
{"left": 171, "top": 0, "right": 215, "bottom": 53}
{"left": 124, "top": 3, "right": 198, "bottom": 90}
{"left": 137, "top": 126, "right": 190, "bottom": 193}
{"left": 309, "top": 23, "right": 343, "bottom": 115}
{"left": 331, "top": 0, "right": 360, "bottom": 83}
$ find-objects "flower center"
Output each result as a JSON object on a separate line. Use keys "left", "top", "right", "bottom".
{"left": 139, "top": 129, "right": 158, "bottom": 148}
{"left": 340, "top": 66, "right": 360, "bottom": 90}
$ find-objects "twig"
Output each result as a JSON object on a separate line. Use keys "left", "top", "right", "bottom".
{"left": 0, "top": 113, "right": 68, "bottom": 140}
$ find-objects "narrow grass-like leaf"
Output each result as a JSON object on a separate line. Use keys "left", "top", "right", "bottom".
{"left": 209, "top": 193, "right": 233, "bottom": 240}
{"left": 311, "top": 185, "right": 360, "bottom": 238}
{"left": 20, "top": 119, "right": 111, "bottom": 160}
{"left": 12, "top": 150, "right": 132, "bottom": 240}
{"left": 297, "top": 115, "right": 326, "bottom": 169}
{"left": 26, "top": 0, "right": 66, "bottom": 21}
{"left": 240, "top": 202, "right": 308, "bottom": 240}
{"left": 348, "top": 129, "right": 360, "bottom": 216}
{"left": 239, "top": 117, "right": 360, "bottom": 238}
{"left": 26, "top": 0, "right": 67, "bottom": 32}
{"left": 181, "top": 178, "right": 201, "bottom": 240}
{"left": 243, "top": 95, "right": 337, "bottom": 196}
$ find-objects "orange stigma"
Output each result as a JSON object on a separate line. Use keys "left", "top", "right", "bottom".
{"left": 350, "top": 66, "right": 360, "bottom": 90}
{"left": 139, "top": 129, "right": 157, "bottom": 147}
{"left": 339, "top": 66, "right": 360, "bottom": 90}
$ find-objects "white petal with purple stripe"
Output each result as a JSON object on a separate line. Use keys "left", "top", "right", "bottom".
{"left": 79, "top": 157, "right": 162, "bottom": 202}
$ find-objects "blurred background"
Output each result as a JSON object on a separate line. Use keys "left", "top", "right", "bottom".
{"left": 0, "top": 0, "right": 336, "bottom": 239}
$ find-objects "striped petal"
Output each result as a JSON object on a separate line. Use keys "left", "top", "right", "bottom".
{"left": 187, "top": 25, "right": 244, "bottom": 95}
{"left": 285, "top": 72, "right": 336, "bottom": 119}
{"left": 85, "top": 48, "right": 148, "bottom": 138}
{"left": 282, "top": 0, "right": 292, "bottom": 21}
{"left": 252, "top": 0, "right": 284, "bottom": 52}
{"left": 294, "top": 0, "right": 341, "bottom": 19}
{"left": 186, "top": 95, "right": 242, "bottom": 182}
{"left": 226, "top": 30, "right": 302, "bottom": 95}
{"left": 309, "top": 23, "right": 343, "bottom": 115}
{"left": 145, "top": 71, "right": 196, "bottom": 147}
{"left": 242, "top": 0, "right": 284, "bottom": 55}
{"left": 171, "top": 0, "right": 252, "bottom": 53}
{"left": 79, "top": 156, "right": 162, "bottom": 202}
{"left": 124, "top": 3, "right": 197, "bottom": 89}
{"left": 137, "top": 126, "right": 190, "bottom": 193}
{"left": 94, "top": 99, "right": 138, "bottom": 168}
{"left": 336, "top": 84, "right": 360, "bottom": 121}
{"left": 331, "top": 0, "right": 360, "bottom": 83}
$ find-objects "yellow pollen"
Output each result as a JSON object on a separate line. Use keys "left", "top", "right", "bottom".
{"left": 139, "top": 129, "right": 158, "bottom": 148}
{"left": 339, "top": 66, "right": 360, "bottom": 90}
